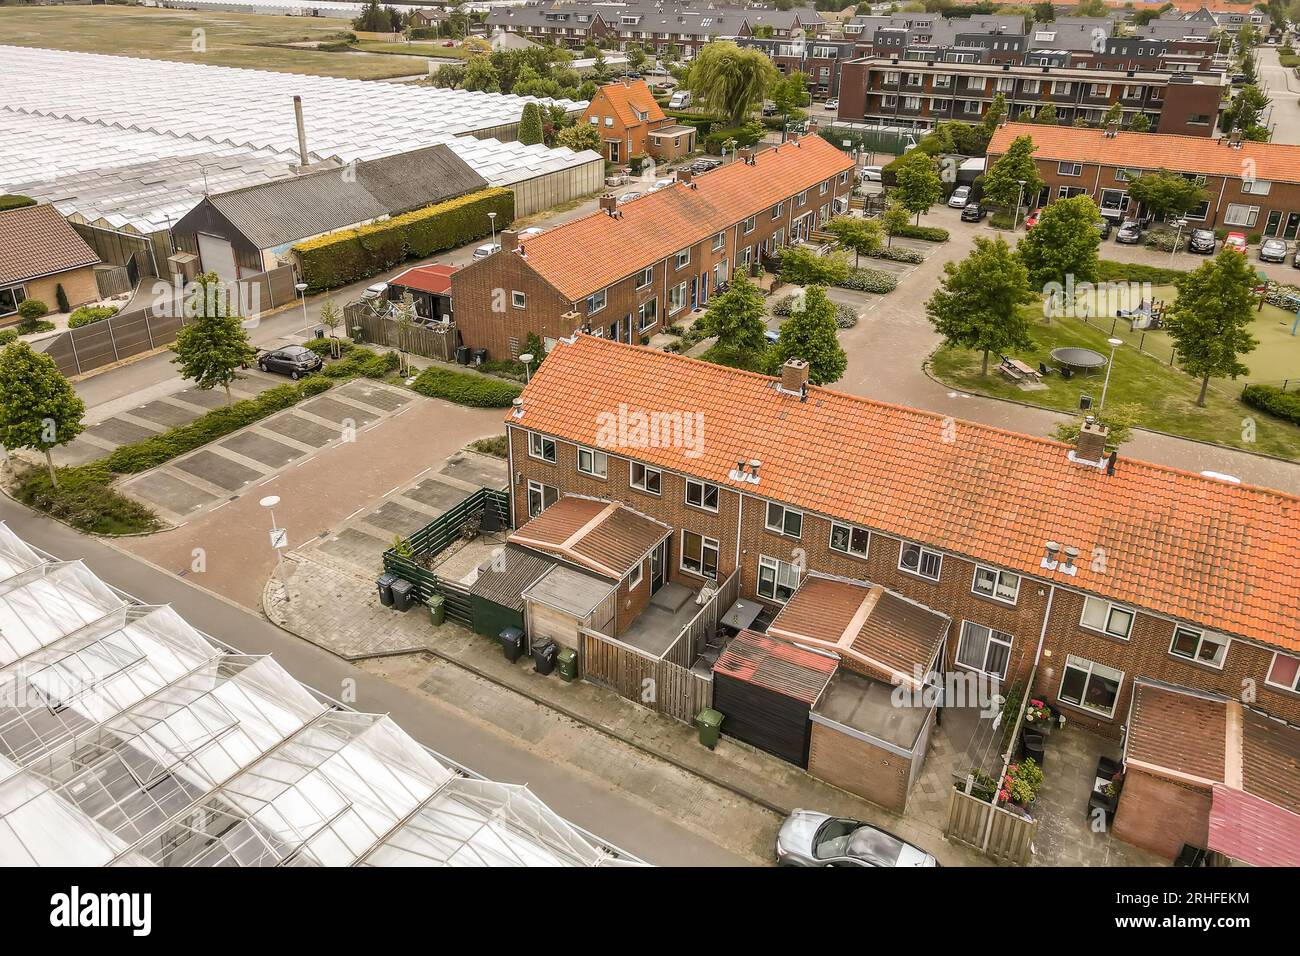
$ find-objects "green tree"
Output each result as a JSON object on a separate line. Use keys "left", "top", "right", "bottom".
{"left": 982, "top": 92, "right": 1007, "bottom": 133}
{"left": 982, "top": 133, "right": 1042, "bottom": 210}
{"left": 1075, "top": 0, "right": 1107, "bottom": 14}
{"left": 770, "top": 70, "right": 809, "bottom": 130}
{"left": 518, "top": 101, "right": 544, "bottom": 145}
{"left": 1032, "top": 1, "right": 1055, "bottom": 21}
{"left": 1164, "top": 250, "right": 1260, "bottom": 406}
{"left": 432, "top": 62, "right": 466, "bottom": 89}
{"left": 625, "top": 43, "right": 647, "bottom": 71}
{"left": 778, "top": 246, "right": 850, "bottom": 287}
{"left": 893, "top": 149, "right": 942, "bottom": 224}
{"left": 1223, "top": 84, "right": 1270, "bottom": 140}
{"left": 768, "top": 286, "right": 847, "bottom": 385}
{"left": 699, "top": 273, "right": 769, "bottom": 358}
{"left": 926, "top": 236, "right": 1034, "bottom": 376}
{"left": 824, "top": 215, "right": 883, "bottom": 268}
{"left": 319, "top": 298, "right": 342, "bottom": 358}
{"left": 0, "top": 341, "right": 85, "bottom": 486}
{"left": 462, "top": 56, "right": 500, "bottom": 93}
{"left": 1016, "top": 194, "right": 1102, "bottom": 289}
{"left": 1034, "top": 102, "right": 1057, "bottom": 126}
{"left": 880, "top": 199, "right": 910, "bottom": 248}
{"left": 688, "top": 41, "right": 777, "bottom": 125}
{"left": 1101, "top": 101, "right": 1123, "bottom": 128}
{"left": 1126, "top": 169, "right": 1210, "bottom": 221}
{"left": 55, "top": 284, "right": 70, "bottom": 314}
{"left": 556, "top": 122, "right": 601, "bottom": 152}
{"left": 172, "top": 274, "right": 257, "bottom": 405}
{"left": 1127, "top": 113, "right": 1151, "bottom": 133}
{"left": 1053, "top": 403, "right": 1142, "bottom": 452}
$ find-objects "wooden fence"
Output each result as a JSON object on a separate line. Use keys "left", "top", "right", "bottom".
{"left": 660, "top": 570, "right": 739, "bottom": 668}
{"left": 345, "top": 303, "right": 460, "bottom": 362}
{"left": 380, "top": 487, "right": 510, "bottom": 605}
{"left": 580, "top": 627, "right": 713, "bottom": 724}
{"left": 945, "top": 787, "right": 1038, "bottom": 866}
{"left": 94, "top": 265, "right": 134, "bottom": 299}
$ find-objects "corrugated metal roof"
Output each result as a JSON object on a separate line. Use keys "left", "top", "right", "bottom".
{"left": 713, "top": 630, "right": 837, "bottom": 706}
{"left": 469, "top": 547, "right": 556, "bottom": 611}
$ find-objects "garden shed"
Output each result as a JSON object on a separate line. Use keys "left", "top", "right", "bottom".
{"left": 711, "top": 630, "right": 838, "bottom": 767}
{"left": 468, "top": 547, "right": 556, "bottom": 640}
{"left": 521, "top": 564, "right": 616, "bottom": 653}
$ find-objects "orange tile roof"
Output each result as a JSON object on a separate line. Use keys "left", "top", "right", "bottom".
{"left": 0, "top": 203, "right": 99, "bottom": 286}
{"left": 510, "top": 335, "right": 1300, "bottom": 653}
{"left": 587, "top": 79, "right": 666, "bottom": 130}
{"left": 988, "top": 122, "right": 1300, "bottom": 185}
{"left": 517, "top": 135, "right": 854, "bottom": 301}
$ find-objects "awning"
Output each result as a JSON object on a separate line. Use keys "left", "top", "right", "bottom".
{"left": 1207, "top": 784, "right": 1300, "bottom": 867}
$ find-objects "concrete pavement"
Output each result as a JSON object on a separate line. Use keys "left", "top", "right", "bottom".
{"left": 1256, "top": 46, "right": 1300, "bottom": 144}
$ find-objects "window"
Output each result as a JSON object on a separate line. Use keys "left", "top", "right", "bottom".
{"left": 963, "top": 100, "right": 981, "bottom": 114}
{"left": 956, "top": 622, "right": 1012, "bottom": 679}
{"left": 1051, "top": 81, "right": 1073, "bottom": 95}
{"left": 1267, "top": 652, "right": 1300, "bottom": 692}
{"left": 1242, "top": 178, "right": 1273, "bottom": 195}
{"left": 635, "top": 267, "right": 653, "bottom": 289}
{"left": 1079, "top": 597, "right": 1134, "bottom": 640}
{"left": 668, "top": 282, "right": 688, "bottom": 314}
{"left": 1058, "top": 655, "right": 1123, "bottom": 717}
{"left": 577, "top": 447, "right": 607, "bottom": 478}
{"left": 972, "top": 566, "right": 1020, "bottom": 605}
{"left": 906, "top": 72, "right": 923, "bottom": 86}
{"left": 839, "top": 171, "right": 849, "bottom": 185}
{"left": 674, "top": 248, "right": 690, "bottom": 269}
{"left": 528, "top": 432, "right": 556, "bottom": 463}
{"left": 966, "top": 76, "right": 986, "bottom": 91}
{"left": 934, "top": 74, "right": 952, "bottom": 88}
{"left": 1169, "top": 626, "right": 1228, "bottom": 668}
{"left": 1089, "top": 83, "right": 1110, "bottom": 97}
{"left": 765, "top": 502, "right": 802, "bottom": 538}
{"left": 1224, "top": 203, "right": 1259, "bottom": 227}
{"left": 883, "top": 70, "right": 900, "bottom": 84}
{"left": 997, "top": 77, "right": 1014, "bottom": 92}
{"left": 604, "top": 116, "right": 614, "bottom": 127}
{"left": 930, "top": 98, "right": 950, "bottom": 111}
{"left": 881, "top": 94, "right": 898, "bottom": 108}
{"left": 589, "top": 116, "right": 599, "bottom": 125}
{"left": 796, "top": 190, "right": 808, "bottom": 207}
{"left": 630, "top": 462, "right": 661, "bottom": 494}
{"left": 0, "top": 285, "right": 26, "bottom": 318}
{"left": 904, "top": 96, "right": 922, "bottom": 110}
{"left": 899, "top": 542, "right": 942, "bottom": 581}
{"left": 637, "top": 297, "right": 657, "bottom": 331}
{"left": 1022, "top": 79, "right": 1040, "bottom": 94}
{"left": 712, "top": 232, "right": 725, "bottom": 251}
{"left": 527, "top": 480, "right": 558, "bottom": 518}
{"left": 587, "top": 289, "right": 607, "bottom": 314}
{"left": 771, "top": 202, "right": 784, "bottom": 220}
{"left": 743, "top": 215, "right": 756, "bottom": 234}
{"left": 511, "top": 291, "right": 526, "bottom": 309}
{"left": 1058, "top": 161, "right": 1082, "bottom": 176}
{"left": 685, "top": 479, "right": 719, "bottom": 512}
{"left": 681, "top": 530, "right": 719, "bottom": 579}
{"left": 628, "top": 561, "right": 643, "bottom": 590}
{"left": 829, "top": 522, "right": 868, "bottom": 559}
{"left": 758, "top": 555, "right": 801, "bottom": 603}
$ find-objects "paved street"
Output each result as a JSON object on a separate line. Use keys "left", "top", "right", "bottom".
{"left": 1258, "top": 45, "right": 1300, "bottom": 144}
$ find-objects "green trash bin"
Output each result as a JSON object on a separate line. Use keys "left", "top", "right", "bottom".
{"left": 428, "top": 593, "right": 445, "bottom": 626}
{"left": 556, "top": 647, "right": 578, "bottom": 682}
{"left": 695, "top": 708, "right": 723, "bottom": 750}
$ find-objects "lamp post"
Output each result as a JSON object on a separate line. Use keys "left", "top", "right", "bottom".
{"left": 1013, "top": 179, "right": 1026, "bottom": 231}
{"left": 1170, "top": 218, "right": 1188, "bottom": 265}
{"left": 519, "top": 352, "right": 534, "bottom": 385}
{"left": 261, "top": 495, "right": 288, "bottom": 595}
{"left": 295, "top": 281, "right": 309, "bottom": 331}
{"left": 488, "top": 211, "right": 497, "bottom": 249}
{"left": 1099, "top": 337, "right": 1124, "bottom": 413}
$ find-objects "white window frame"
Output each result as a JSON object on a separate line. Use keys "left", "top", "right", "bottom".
{"left": 668, "top": 281, "right": 688, "bottom": 315}
{"left": 528, "top": 432, "right": 556, "bottom": 463}
{"left": 934, "top": 74, "right": 952, "bottom": 88}
{"left": 511, "top": 290, "right": 527, "bottom": 309}
{"left": 637, "top": 297, "right": 657, "bottom": 332}
{"left": 674, "top": 248, "right": 690, "bottom": 269}
{"left": 1168, "top": 625, "right": 1228, "bottom": 669}
{"left": 630, "top": 461, "right": 661, "bottom": 495}
{"left": 1224, "top": 203, "right": 1259, "bottom": 227}
{"left": 743, "top": 215, "right": 756, "bottom": 234}
{"left": 764, "top": 502, "right": 803, "bottom": 538}
{"left": 1242, "top": 179, "right": 1272, "bottom": 196}
{"left": 1266, "top": 652, "right": 1300, "bottom": 693}
{"left": 680, "top": 530, "right": 719, "bottom": 580}
{"left": 577, "top": 446, "right": 608, "bottom": 478}
{"left": 881, "top": 93, "right": 898, "bottom": 108}
{"left": 587, "top": 289, "right": 607, "bottom": 314}
{"left": 829, "top": 521, "right": 869, "bottom": 559}
{"left": 684, "top": 479, "right": 719, "bottom": 512}
{"left": 1058, "top": 654, "right": 1124, "bottom": 718}
{"left": 757, "top": 554, "right": 801, "bottom": 603}
{"left": 712, "top": 232, "right": 725, "bottom": 251}
{"left": 899, "top": 541, "right": 942, "bottom": 581}
{"left": 971, "top": 566, "right": 1020, "bottom": 605}
{"left": 1022, "top": 79, "right": 1040, "bottom": 94}
{"left": 635, "top": 266, "right": 653, "bottom": 290}
{"left": 0, "top": 284, "right": 27, "bottom": 318}
{"left": 1079, "top": 596, "right": 1134, "bottom": 640}
{"left": 771, "top": 202, "right": 784, "bottom": 220}
{"left": 1057, "top": 161, "right": 1082, "bottom": 176}
{"left": 527, "top": 479, "right": 557, "bottom": 518}
{"left": 956, "top": 622, "right": 1013, "bottom": 679}
{"left": 628, "top": 561, "right": 643, "bottom": 590}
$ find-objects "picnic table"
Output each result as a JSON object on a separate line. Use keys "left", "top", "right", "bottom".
{"left": 999, "top": 357, "right": 1042, "bottom": 384}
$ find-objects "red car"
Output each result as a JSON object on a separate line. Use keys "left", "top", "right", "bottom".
{"left": 1224, "top": 232, "right": 1248, "bottom": 253}
{"left": 1024, "top": 208, "right": 1043, "bottom": 229}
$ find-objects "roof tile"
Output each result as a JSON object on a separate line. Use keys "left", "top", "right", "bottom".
{"left": 0, "top": 203, "right": 99, "bottom": 286}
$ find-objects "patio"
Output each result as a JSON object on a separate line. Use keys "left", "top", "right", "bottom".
{"left": 617, "top": 582, "right": 704, "bottom": 658}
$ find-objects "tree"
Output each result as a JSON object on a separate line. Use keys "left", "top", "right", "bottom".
{"left": 625, "top": 43, "right": 647, "bottom": 71}
{"left": 172, "top": 274, "right": 257, "bottom": 405}
{"left": 1223, "top": 84, "right": 1270, "bottom": 141}
{"left": 1100, "top": 101, "right": 1123, "bottom": 128}
{"left": 778, "top": 246, "right": 850, "bottom": 287}
{"left": 926, "top": 236, "right": 1034, "bottom": 376}
{"left": 0, "top": 341, "right": 85, "bottom": 486}
{"left": 982, "top": 134, "right": 1041, "bottom": 210}
{"left": 462, "top": 56, "right": 499, "bottom": 93}
{"left": 1127, "top": 113, "right": 1151, "bottom": 133}
{"left": 1126, "top": 169, "right": 1210, "bottom": 221}
{"left": 770, "top": 71, "right": 809, "bottom": 131}
{"left": 1164, "top": 250, "right": 1260, "bottom": 406}
{"left": 769, "top": 286, "right": 847, "bottom": 385}
{"left": 881, "top": 200, "right": 910, "bottom": 248}
{"left": 688, "top": 41, "right": 777, "bottom": 126}
{"left": 432, "top": 62, "right": 466, "bottom": 89}
{"left": 982, "top": 92, "right": 1007, "bottom": 133}
{"left": 55, "top": 284, "right": 70, "bottom": 314}
{"left": 393, "top": 292, "right": 417, "bottom": 377}
{"left": 1053, "top": 403, "right": 1142, "bottom": 452}
{"left": 319, "top": 299, "right": 343, "bottom": 359}
{"left": 699, "top": 273, "right": 769, "bottom": 358}
{"left": 824, "top": 216, "right": 883, "bottom": 268}
{"left": 1016, "top": 194, "right": 1102, "bottom": 289}
{"left": 556, "top": 122, "right": 601, "bottom": 152}
{"left": 518, "top": 102, "right": 544, "bottom": 145}
{"left": 1075, "top": 0, "right": 1107, "bottom": 14}
{"left": 1034, "top": 102, "right": 1057, "bottom": 126}
{"left": 892, "top": 148, "right": 942, "bottom": 224}
{"left": 1032, "top": 1, "right": 1055, "bottom": 21}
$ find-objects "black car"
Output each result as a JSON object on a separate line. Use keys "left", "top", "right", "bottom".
{"left": 1095, "top": 219, "right": 1111, "bottom": 239}
{"left": 257, "top": 344, "right": 323, "bottom": 379}
{"left": 1188, "top": 228, "right": 1217, "bottom": 254}
{"left": 960, "top": 202, "right": 987, "bottom": 222}
{"left": 690, "top": 158, "right": 723, "bottom": 173}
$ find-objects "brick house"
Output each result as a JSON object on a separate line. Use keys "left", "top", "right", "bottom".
{"left": 581, "top": 79, "right": 695, "bottom": 165}
{"left": 988, "top": 122, "right": 1300, "bottom": 234}
{"left": 0, "top": 202, "right": 101, "bottom": 324}
{"left": 504, "top": 335, "right": 1300, "bottom": 767}
{"left": 449, "top": 135, "right": 854, "bottom": 360}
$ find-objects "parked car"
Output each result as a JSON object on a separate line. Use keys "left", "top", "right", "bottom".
{"left": 256, "top": 344, "right": 322, "bottom": 380}
{"left": 1231, "top": 72, "right": 1248, "bottom": 85}
{"left": 668, "top": 90, "right": 693, "bottom": 109}
{"left": 358, "top": 281, "right": 388, "bottom": 303}
{"left": 1023, "top": 208, "right": 1043, "bottom": 229}
{"left": 1291, "top": 249, "right": 1300, "bottom": 269}
{"left": 617, "top": 191, "right": 643, "bottom": 204}
{"left": 1224, "top": 232, "right": 1248, "bottom": 253}
{"left": 776, "top": 810, "right": 939, "bottom": 867}
{"left": 1259, "top": 237, "right": 1289, "bottom": 262}
{"left": 858, "top": 165, "right": 883, "bottom": 183}
{"left": 824, "top": 97, "right": 839, "bottom": 110}
{"left": 947, "top": 185, "right": 971, "bottom": 208}
{"left": 518, "top": 227, "right": 546, "bottom": 238}
{"left": 1115, "top": 220, "right": 1143, "bottom": 244}
{"left": 472, "top": 243, "right": 500, "bottom": 260}
{"left": 1095, "top": 219, "right": 1111, "bottom": 239}
{"left": 960, "top": 202, "right": 987, "bottom": 223}
{"left": 690, "top": 158, "right": 722, "bottom": 173}
{"left": 1188, "top": 228, "right": 1217, "bottom": 254}
{"left": 649, "top": 178, "right": 675, "bottom": 191}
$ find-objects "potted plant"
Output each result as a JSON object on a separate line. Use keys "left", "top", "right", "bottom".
{"left": 1024, "top": 698, "right": 1053, "bottom": 724}
{"left": 999, "top": 758, "right": 1044, "bottom": 808}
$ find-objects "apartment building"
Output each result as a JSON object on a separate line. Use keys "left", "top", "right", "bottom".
{"left": 988, "top": 122, "right": 1300, "bottom": 234}
{"left": 836, "top": 57, "right": 1223, "bottom": 135}
{"left": 505, "top": 336, "right": 1300, "bottom": 752}
{"left": 449, "top": 135, "right": 854, "bottom": 359}
{"left": 736, "top": 36, "right": 857, "bottom": 98}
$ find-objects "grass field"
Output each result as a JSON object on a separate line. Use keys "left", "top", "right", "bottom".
{"left": 0, "top": 6, "right": 432, "bottom": 79}
{"left": 930, "top": 302, "right": 1300, "bottom": 460}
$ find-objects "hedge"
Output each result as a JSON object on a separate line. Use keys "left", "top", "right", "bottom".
{"left": 703, "top": 124, "right": 765, "bottom": 155}
{"left": 295, "top": 187, "right": 516, "bottom": 292}
{"left": 0, "top": 194, "right": 36, "bottom": 212}
{"left": 1094, "top": 260, "right": 1187, "bottom": 284}
{"left": 871, "top": 246, "right": 924, "bottom": 264}
{"left": 0, "top": 329, "right": 16, "bottom": 347}
{"left": 894, "top": 224, "right": 949, "bottom": 242}
{"left": 411, "top": 367, "right": 523, "bottom": 407}
{"left": 840, "top": 267, "right": 898, "bottom": 293}
{"left": 1242, "top": 384, "right": 1300, "bottom": 426}
{"left": 68, "top": 305, "right": 120, "bottom": 329}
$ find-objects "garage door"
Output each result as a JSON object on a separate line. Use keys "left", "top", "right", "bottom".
{"left": 197, "top": 233, "right": 239, "bottom": 284}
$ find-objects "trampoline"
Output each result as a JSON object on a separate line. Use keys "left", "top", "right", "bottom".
{"left": 1050, "top": 347, "right": 1108, "bottom": 373}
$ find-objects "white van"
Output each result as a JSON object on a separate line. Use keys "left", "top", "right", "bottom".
{"left": 668, "top": 90, "right": 693, "bottom": 109}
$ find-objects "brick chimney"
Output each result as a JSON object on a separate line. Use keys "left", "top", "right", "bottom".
{"left": 780, "top": 358, "right": 809, "bottom": 394}
{"left": 599, "top": 193, "right": 618, "bottom": 214}
{"left": 500, "top": 229, "right": 519, "bottom": 253}
{"left": 738, "top": 146, "right": 755, "bottom": 163}
{"left": 676, "top": 167, "right": 693, "bottom": 184}
{"left": 1075, "top": 417, "right": 1109, "bottom": 464}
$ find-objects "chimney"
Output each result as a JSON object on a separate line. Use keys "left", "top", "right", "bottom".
{"left": 1105, "top": 120, "right": 1120, "bottom": 137}
{"left": 500, "top": 229, "right": 520, "bottom": 253}
{"left": 1042, "top": 541, "right": 1060, "bottom": 569}
{"left": 738, "top": 146, "right": 756, "bottom": 163}
{"left": 1229, "top": 128, "right": 1243, "bottom": 148}
{"left": 676, "top": 167, "right": 693, "bottom": 184}
{"left": 781, "top": 358, "right": 810, "bottom": 393}
{"left": 293, "top": 95, "right": 310, "bottom": 168}
{"left": 599, "top": 192, "right": 619, "bottom": 214}
{"left": 1075, "top": 416, "right": 1109, "bottom": 464}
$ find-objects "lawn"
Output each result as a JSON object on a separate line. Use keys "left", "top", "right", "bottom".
{"left": 0, "top": 6, "right": 431, "bottom": 79}
{"left": 930, "top": 303, "right": 1300, "bottom": 460}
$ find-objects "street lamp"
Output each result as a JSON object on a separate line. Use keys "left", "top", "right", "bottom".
{"left": 1013, "top": 179, "right": 1027, "bottom": 231}
{"left": 295, "top": 281, "right": 309, "bottom": 332}
{"left": 519, "top": 352, "right": 534, "bottom": 385}
{"left": 1170, "top": 218, "right": 1188, "bottom": 264}
{"left": 488, "top": 211, "right": 497, "bottom": 249}
{"left": 1098, "top": 337, "right": 1124, "bottom": 413}
{"left": 261, "top": 495, "right": 288, "bottom": 595}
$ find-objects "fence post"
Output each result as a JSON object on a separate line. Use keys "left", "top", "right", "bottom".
{"left": 106, "top": 320, "right": 121, "bottom": 362}
{"left": 144, "top": 311, "right": 155, "bottom": 350}
{"left": 68, "top": 331, "right": 82, "bottom": 376}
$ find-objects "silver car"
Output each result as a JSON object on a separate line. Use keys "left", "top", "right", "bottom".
{"left": 776, "top": 810, "right": 939, "bottom": 867}
{"left": 1259, "top": 237, "right": 1288, "bottom": 263}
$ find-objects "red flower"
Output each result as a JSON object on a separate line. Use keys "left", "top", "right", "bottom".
{"left": 998, "top": 789, "right": 1010, "bottom": 802}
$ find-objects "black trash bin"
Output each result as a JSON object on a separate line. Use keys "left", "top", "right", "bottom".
{"left": 456, "top": 345, "right": 471, "bottom": 365}
{"left": 472, "top": 348, "right": 487, "bottom": 367}
{"left": 500, "top": 626, "right": 526, "bottom": 663}
{"left": 390, "top": 579, "right": 414, "bottom": 613}
{"left": 532, "top": 638, "right": 557, "bottom": 675}
{"left": 377, "top": 572, "right": 397, "bottom": 608}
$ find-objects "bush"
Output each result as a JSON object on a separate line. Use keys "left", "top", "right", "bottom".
{"left": 1094, "top": 260, "right": 1186, "bottom": 284}
{"left": 1143, "top": 227, "right": 1180, "bottom": 252}
{"left": 0, "top": 194, "right": 36, "bottom": 212}
{"left": 839, "top": 267, "right": 898, "bottom": 293}
{"left": 14, "top": 463, "right": 159, "bottom": 536}
{"left": 295, "top": 188, "right": 515, "bottom": 292}
{"left": 17, "top": 299, "right": 47, "bottom": 321}
{"left": 55, "top": 284, "right": 70, "bottom": 314}
{"left": 894, "top": 224, "right": 949, "bottom": 242}
{"left": 1242, "top": 383, "right": 1300, "bottom": 425}
{"left": 411, "top": 367, "right": 523, "bottom": 407}
{"left": 703, "top": 122, "right": 765, "bottom": 154}
{"left": 833, "top": 303, "right": 859, "bottom": 328}
{"left": 68, "top": 305, "right": 120, "bottom": 328}
{"left": 0, "top": 329, "right": 16, "bottom": 346}
{"left": 469, "top": 435, "right": 509, "bottom": 457}
{"left": 871, "top": 245, "right": 924, "bottom": 264}
{"left": 303, "top": 337, "right": 357, "bottom": 357}
{"left": 318, "top": 346, "right": 400, "bottom": 379}
{"left": 989, "top": 210, "right": 1016, "bottom": 230}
